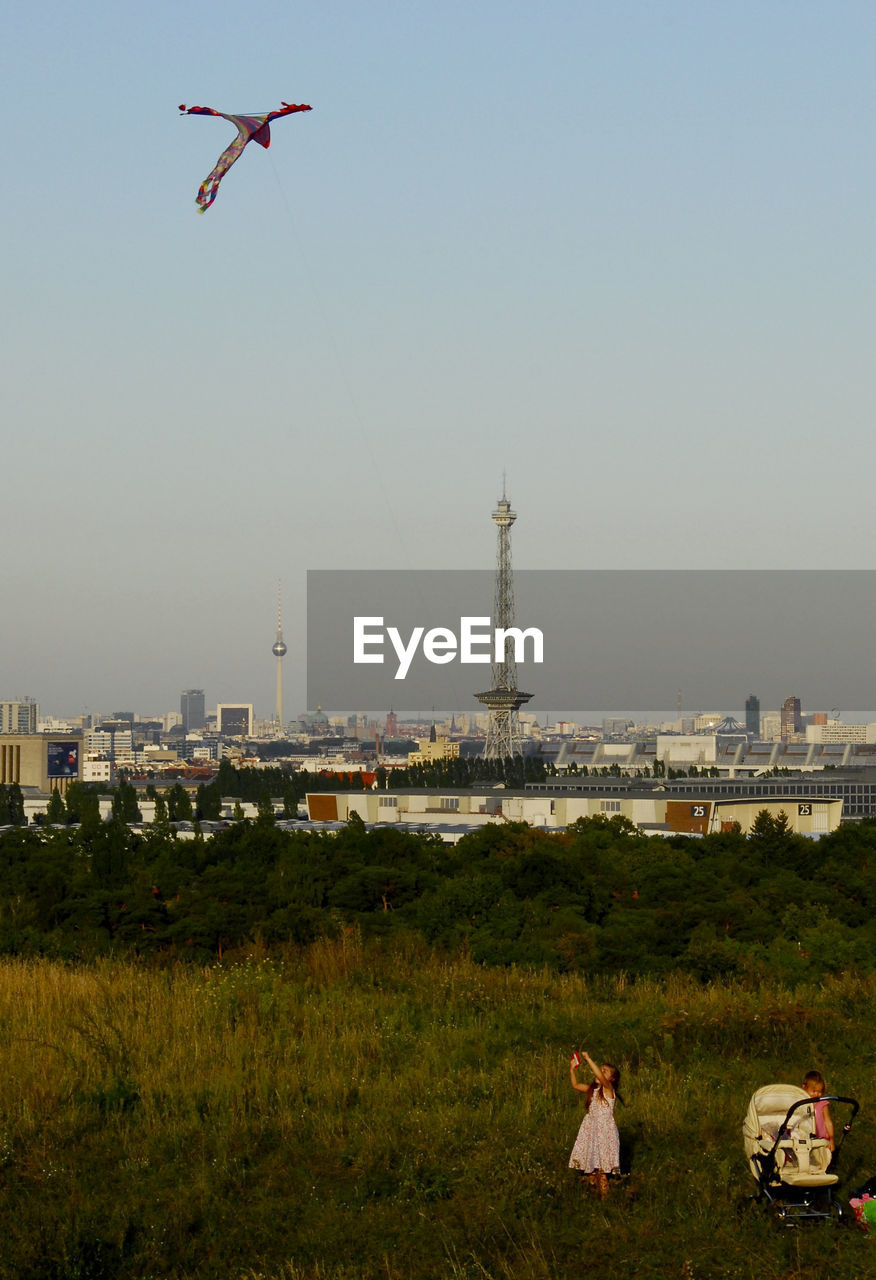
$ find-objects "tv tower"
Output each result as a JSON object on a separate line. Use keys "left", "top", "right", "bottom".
{"left": 272, "top": 584, "right": 287, "bottom": 733}
{"left": 475, "top": 485, "right": 532, "bottom": 757}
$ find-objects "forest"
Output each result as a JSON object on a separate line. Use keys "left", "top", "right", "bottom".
{"left": 0, "top": 767, "right": 873, "bottom": 983}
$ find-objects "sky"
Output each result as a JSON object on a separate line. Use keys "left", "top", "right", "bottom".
{"left": 3, "top": 1, "right": 876, "bottom": 721}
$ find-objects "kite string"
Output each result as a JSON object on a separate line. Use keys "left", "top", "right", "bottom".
{"left": 267, "top": 154, "right": 412, "bottom": 561}
{"left": 267, "top": 155, "right": 472, "bottom": 716}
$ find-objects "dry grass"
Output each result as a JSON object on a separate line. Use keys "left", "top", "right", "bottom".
{"left": 0, "top": 946, "right": 872, "bottom": 1278}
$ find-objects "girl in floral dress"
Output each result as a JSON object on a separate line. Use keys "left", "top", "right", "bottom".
{"left": 569, "top": 1049, "right": 621, "bottom": 1197}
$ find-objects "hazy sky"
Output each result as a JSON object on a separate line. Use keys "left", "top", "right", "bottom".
{"left": 4, "top": 2, "right": 876, "bottom": 720}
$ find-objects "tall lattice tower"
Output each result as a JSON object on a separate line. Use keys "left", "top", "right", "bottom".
{"left": 272, "top": 584, "right": 287, "bottom": 733}
{"left": 475, "top": 487, "right": 532, "bottom": 757}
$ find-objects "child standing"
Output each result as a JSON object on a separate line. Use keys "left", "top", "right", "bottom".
{"left": 569, "top": 1049, "right": 621, "bottom": 1197}
{"left": 802, "top": 1070, "right": 835, "bottom": 1152}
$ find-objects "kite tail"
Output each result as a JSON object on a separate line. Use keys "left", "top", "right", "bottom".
{"left": 196, "top": 176, "right": 221, "bottom": 213}
{"left": 194, "top": 136, "right": 248, "bottom": 212}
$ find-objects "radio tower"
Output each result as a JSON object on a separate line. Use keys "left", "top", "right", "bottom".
{"left": 272, "top": 583, "right": 287, "bottom": 734}
{"left": 475, "top": 485, "right": 532, "bottom": 757}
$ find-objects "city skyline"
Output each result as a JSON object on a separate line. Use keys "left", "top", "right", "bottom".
{"left": 6, "top": 3, "right": 876, "bottom": 715}
{"left": 14, "top": 696, "right": 876, "bottom": 736}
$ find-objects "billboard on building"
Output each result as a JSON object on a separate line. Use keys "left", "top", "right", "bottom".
{"left": 47, "top": 742, "right": 79, "bottom": 778}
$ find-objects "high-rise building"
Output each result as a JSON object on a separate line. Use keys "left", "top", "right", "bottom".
{"left": 745, "top": 694, "right": 760, "bottom": 737}
{"left": 761, "top": 711, "right": 782, "bottom": 741}
{"left": 0, "top": 699, "right": 38, "bottom": 734}
{"left": 781, "top": 696, "right": 802, "bottom": 742}
{"left": 180, "top": 689, "right": 205, "bottom": 732}
{"left": 87, "top": 723, "right": 133, "bottom": 765}
{"left": 216, "top": 704, "right": 253, "bottom": 737}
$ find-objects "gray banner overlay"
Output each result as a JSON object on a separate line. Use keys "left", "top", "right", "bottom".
{"left": 307, "top": 570, "right": 875, "bottom": 714}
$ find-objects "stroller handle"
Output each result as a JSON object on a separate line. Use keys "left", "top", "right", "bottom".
{"left": 777, "top": 1095, "right": 859, "bottom": 1130}
{"left": 780, "top": 1095, "right": 860, "bottom": 1174}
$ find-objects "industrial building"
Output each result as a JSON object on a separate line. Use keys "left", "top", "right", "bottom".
{"left": 528, "top": 774, "right": 876, "bottom": 823}
{"left": 306, "top": 784, "right": 842, "bottom": 837}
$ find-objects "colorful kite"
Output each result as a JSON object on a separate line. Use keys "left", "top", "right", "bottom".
{"left": 179, "top": 101, "right": 312, "bottom": 212}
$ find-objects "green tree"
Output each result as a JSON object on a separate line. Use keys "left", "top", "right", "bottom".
{"left": 257, "top": 793, "right": 276, "bottom": 825}
{"left": 195, "top": 782, "right": 221, "bottom": 821}
{"left": 750, "top": 809, "right": 791, "bottom": 840}
{"left": 83, "top": 819, "right": 131, "bottom": 891}
{"left": 46, "top": 790, "right": 66, "bottom": 824}
{"left": 7, "top": 784, "right": 26, "bottom": 827}
{"left": 216, "top": 759, "right": 239, "bottom": 794}
{"left": 64, "top": 782, "right": 101, "bottom": 828}
{"left": 166, "top": 784, "right": 193, "bottom": 822}
{"left": 112, "top": 779, "right": 141, "bottom": 824}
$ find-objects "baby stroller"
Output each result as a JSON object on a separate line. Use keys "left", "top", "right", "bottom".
{"left": 743, "top": 1083, "right": 860, "bottom": 1222}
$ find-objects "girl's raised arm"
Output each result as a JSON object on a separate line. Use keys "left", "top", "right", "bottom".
{"left": 581, "top": 1051, "right": 615, "bottom": 1096}
{"left": 570, "top": 1053, "right": 590, "bottom": 1094}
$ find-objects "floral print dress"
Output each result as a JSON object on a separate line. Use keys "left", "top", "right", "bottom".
{"left": 569, "top": 1087, "right": 620, "bottom": 1174}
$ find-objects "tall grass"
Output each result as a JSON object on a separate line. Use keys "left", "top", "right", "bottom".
{"left": 0, "top": 940, "right": 872, "bottom": 1279}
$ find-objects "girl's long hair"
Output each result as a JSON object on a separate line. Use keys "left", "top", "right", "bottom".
{"left": 586, "top": 1063, "right": 623, "bottom": 1109}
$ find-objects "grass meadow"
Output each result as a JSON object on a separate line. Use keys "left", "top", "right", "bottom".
{"left": 0, "top": 936, "right": 873, "bottom": 1279}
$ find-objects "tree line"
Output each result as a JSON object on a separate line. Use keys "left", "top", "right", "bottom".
{"left": 0, "top": 772, "right": 874, "bottom": 981}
